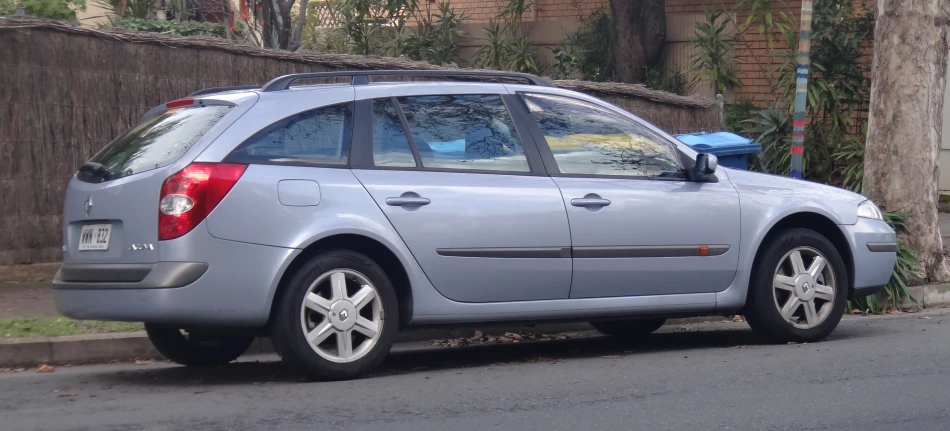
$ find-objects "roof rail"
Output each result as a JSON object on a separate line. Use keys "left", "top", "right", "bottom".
{"left": 260, "top": 70, "right": 553, "bottom": 92}
{"left": 187, "top": 85, "right": 262, "bottom": 97}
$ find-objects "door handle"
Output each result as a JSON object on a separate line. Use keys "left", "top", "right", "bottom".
{"left": 571, "top": 197, "right": 611, "bottom": 207}
{"left": 386, "top": 197, "right": 431, "bottom": 206}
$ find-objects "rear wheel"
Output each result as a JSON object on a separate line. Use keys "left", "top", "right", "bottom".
{"left": 144, "top": 324, "right": 254, "bottom": 366}
{"left": 591, "top": 318, "right": 667, "bottom": 337}
{"left": 745, "top": 228, "right": 848, "bottom": 343}
{"left": 270, "top": 250, "right": 398, "bottom": 381}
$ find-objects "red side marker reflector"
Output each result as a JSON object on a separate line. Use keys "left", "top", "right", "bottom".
{"left": 699, "top": 245, "right": 709, "bottom": 257}
{"left": 165, "top": 98, "right": 195, "bottom": 109}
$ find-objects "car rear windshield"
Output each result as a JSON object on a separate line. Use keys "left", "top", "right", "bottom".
{"left": 79, "top": 105, "right": 232, "bottom": 183}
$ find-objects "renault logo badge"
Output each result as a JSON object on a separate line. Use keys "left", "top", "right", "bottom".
{"left": 83, "top": 196, "right": 93, "bottom": 217}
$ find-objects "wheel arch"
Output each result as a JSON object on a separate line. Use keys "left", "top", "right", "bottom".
{"left": 267, "top": 233, "right": 414, "bottom": 329}
{"left": 748, "top": 212, "right": 855, "bottom": 301}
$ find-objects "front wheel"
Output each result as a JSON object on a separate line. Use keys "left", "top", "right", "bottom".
{"left": 745, "top": 228, "right": 848, "bottom": 343}
{"left": 144, "top": 324, "right": 254, "bottom": 366}
{"left": 591, "top": 318, "right": 667, "bottom": 337}
{"left": 270, "top": 250, "right": 398, "bottom": 381}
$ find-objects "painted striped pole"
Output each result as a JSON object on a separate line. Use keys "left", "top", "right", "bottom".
{"left": 790, "top": 0, "right": 814, "bottom": 179}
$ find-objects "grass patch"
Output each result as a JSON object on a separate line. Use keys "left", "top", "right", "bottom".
{"left": 0, "top": 317, "right": 143, "bottom": 338}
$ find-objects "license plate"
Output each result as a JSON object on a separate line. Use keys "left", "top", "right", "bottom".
{"left": 79, "top": 224, "right": 112, "bottom": 251}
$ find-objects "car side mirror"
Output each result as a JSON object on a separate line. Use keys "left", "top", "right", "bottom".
{"left": 693, "top": 153, "right": 718, "bottom": 182}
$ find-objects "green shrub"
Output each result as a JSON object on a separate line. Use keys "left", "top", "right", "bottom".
{"left": 104, "top": 17, "right": 226, "bottom": 37}
{"left": 551, "top": 5, "right": 612, "bottom": 81}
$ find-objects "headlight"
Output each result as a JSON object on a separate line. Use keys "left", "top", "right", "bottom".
{"left": 857, "top": 200, "right": 883, "bottom": 220}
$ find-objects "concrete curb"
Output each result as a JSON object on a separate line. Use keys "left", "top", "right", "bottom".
{"left": 904, "top": 283, "right": 950, "bottom": 308}
{"left": 4, "top": 282, "right": 948, "bottom": 368}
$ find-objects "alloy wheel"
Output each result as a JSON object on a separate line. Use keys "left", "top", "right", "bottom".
{"left": 772, "top": 246, "right": 836, "bottom": 329}
{"left": 299, "top": 269, "right": 384, "bottom": 363}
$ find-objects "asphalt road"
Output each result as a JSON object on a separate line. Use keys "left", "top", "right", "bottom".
{"left": 2, "top": 309, "right": 950, "bottom": 431}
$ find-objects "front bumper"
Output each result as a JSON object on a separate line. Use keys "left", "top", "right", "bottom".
{"left": 840, "top": 217, "right": 897, "bottom": 298}
{"left": 53, "top": 224, "right": 298, "bottom": 326}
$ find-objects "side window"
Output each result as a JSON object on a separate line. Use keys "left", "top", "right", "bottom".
{"left": 396, "top": 94, "right": 530, "bottom": 172}
{"left": 372, "top": 98, "right": 416, "bottom": 168}
{"left": 228, "top": 102, "right": 353, "bottom": 165}
{"left": 522, "top": 93, "right": 683, "bottom": 178}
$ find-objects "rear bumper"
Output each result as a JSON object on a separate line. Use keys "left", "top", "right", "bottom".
{"left": 840, "top": 218, "right": 897, "bottom": 294}
{"left": 53, "top": 262, "right": 208, "bottom": 289}
{"left": 53, "top": 225, "right": 299, "bottom": 327}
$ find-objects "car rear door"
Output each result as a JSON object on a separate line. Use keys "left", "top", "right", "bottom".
{"left": 351, "top": 84, "right": 572, "bottom": 303}
{"left": 515, "top": 91, "right": 741, "bottom": 299}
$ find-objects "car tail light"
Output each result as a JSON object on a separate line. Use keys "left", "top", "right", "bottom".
{"left": 159, "top": 163, "right": 246, "bottom": 240}
{"left": 165, "top": 98, "right": 195, "bottom": 109}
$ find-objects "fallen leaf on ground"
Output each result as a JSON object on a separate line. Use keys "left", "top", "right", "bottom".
{"left": 133, "top": 359, "right": 152, "bottom": 365}
{"left": 57, "top": 393, "right": 71, "bottom": 398}
{"left": 787, "top": 341, "right": 798, "bottom": 345}
{"left": 851, "top": 309, "right": 863, "bottom": 314}
{"left": 194, "top": 390, "right": 209, "bottom": 395}
{"left": 36, "top": 364, "right": 55, "bottom": 373}
{"left": 731, "top": 315, "right": 746, "bottom": 322}
{"left": 601, "top": 355, "right": 622, "bottom": 359}
{"left": 470, "top": 330, "right": 484, "bottom": 341}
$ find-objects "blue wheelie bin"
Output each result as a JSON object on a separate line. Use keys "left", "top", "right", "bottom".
{"left": 675, "top": 132, "right": 761, "bottom": 170}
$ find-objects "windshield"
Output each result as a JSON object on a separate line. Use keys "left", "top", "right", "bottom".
{"left": 79, "top": 105, "right": 232, "bottom": 183}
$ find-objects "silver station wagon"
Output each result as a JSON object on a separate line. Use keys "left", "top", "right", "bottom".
{"left": 53, "top": 71, "right": 896, "bottom": 380}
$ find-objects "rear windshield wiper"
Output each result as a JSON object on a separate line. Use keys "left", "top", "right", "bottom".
{"left": 77, "top": 162, "right": 113, "bottom": 183}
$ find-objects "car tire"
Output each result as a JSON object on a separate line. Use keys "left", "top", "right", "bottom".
{"left": 144, "top": 324, "right": 254, "bottom": 366}
{"left": 745, "top": 228, "right": 849, "bottom": 343}
{"left": 591, "top": 318, "right": 667, "bottom": 337}
{"left": 270, "top": 250, "right": 399, "bottom": 381}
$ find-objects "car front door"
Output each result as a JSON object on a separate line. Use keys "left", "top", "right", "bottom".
{"left": 351, "top": 85, "right": 573, "bottom": 303}
{"left": 517, "top": 92, "right": 741, "bottom": 299}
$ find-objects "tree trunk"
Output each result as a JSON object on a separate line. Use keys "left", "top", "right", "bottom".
{"left": 863, "top": 0, "right": 950, "bottom": 282}
{"left": 609, "top": 0, "right": 666, "bottom": 83}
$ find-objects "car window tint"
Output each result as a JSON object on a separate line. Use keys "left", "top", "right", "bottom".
{"left": 85, "top": 105, "right": 231, "bottom": 182}
{"left": 522, "top": 93, "right": 683, "bottom": 178}
{"left": 396, "top": 94, "right": 529, "bottom": 172}
{"left": 372, "top": 98, "right": 416, "bottom": 168}
{"left": 228, "top": 102, "right": 353, "bottom": 165}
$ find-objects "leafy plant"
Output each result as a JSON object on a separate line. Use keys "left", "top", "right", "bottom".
{"left": 397, "top": 1, "right": 468, "bottom": 65}
{"left": 1, "top": 0, "right": 86, "bottom": 20}
{"left": 724, "top": 99, "right": 758, "bottom": 132}
{"left": 473, "top": 0, "right": 540, "bottom": 74}
{"left": 104, "top": 16, "right": 226, "bottom": 37}
{"left": 553, "top": 5, "right": 612, "bottom": 81}
{"left": 851, "top": 212, "right": 919, "bottom": 313}
{"left": 742, "top": 106, "right": 791, "bottom": 174}
{"left": 335, "top": 0, "right": 411, "bottom": 55}
{"left": 832, "top": 124, "right": 867, "bottom": 192}
{"left": 735, "top": 0, "right": 790, "bottom": 48}
{"left": 642, "top": 64, "right": 694, "bottom": 96}
{"left": 548, "top": 46, "right": 579, "bottom": 79}
{"left": 94, "top": 0, "right": 152, "bottom": 19}
{"left": 690, "top": 7, "right": 741, "bottom": 94}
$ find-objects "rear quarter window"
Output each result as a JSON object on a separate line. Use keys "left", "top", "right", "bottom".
{"left": 83, "top": 105, "right": 232, "bottom": 182}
